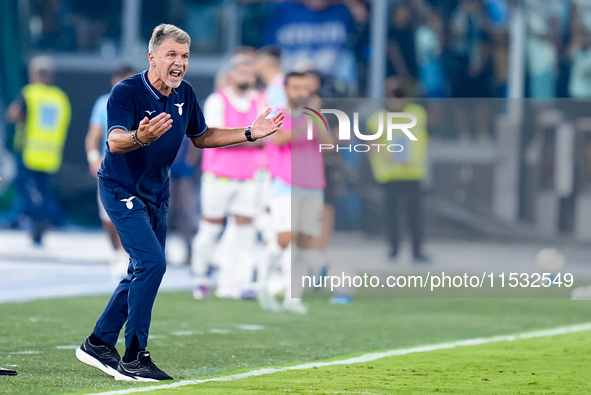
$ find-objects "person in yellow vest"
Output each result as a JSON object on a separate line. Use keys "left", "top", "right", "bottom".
{"left": 367, "top": 77, "right": 429, "bottom": 262}
{"left": 7, "top": 56, "right": 71, "bottom": 245}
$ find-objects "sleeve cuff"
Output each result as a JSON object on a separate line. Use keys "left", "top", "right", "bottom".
{"left": 186, "top": 125, "right": 208, "bottom": 138}
{"left": 107, "top": 125, "right": 129, "bottom": 134}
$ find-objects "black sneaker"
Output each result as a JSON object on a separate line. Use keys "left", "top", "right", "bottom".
{"left": 116, "top": 351, "right": 173, "bottom": 382}
{"left": 76, "top": 337, "right": 121, "bottom": 377}
{"left": 0, "top": 366, "right": 17, "bottom": 376}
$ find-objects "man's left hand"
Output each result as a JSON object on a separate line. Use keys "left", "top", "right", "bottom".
{"left": 251, "top": 108, "right": 285, "bottom": 140}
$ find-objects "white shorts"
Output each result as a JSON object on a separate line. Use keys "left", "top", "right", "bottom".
{"left": 269, "top": 178, "right": 324, "bottom": 237}
{"left": 200, "top": 172, "right": 259, "bottom": 219}
{"left": 97, "top": 184, "right": 110, "bottom": 222}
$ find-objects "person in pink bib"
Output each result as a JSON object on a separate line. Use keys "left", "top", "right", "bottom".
{"left": 257, "top": 71, "right": 333, "bottom": 313}
{"left": 191, "top": 54, "right": 267, "bottom": 300}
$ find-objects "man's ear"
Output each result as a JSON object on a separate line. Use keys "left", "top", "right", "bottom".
{"left": 148, "top": 52, "right": 155, "bottom": 67}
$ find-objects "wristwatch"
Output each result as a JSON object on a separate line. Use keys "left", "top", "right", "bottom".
{"left": 245, "top": 126, "right": 256, "bottom": 142}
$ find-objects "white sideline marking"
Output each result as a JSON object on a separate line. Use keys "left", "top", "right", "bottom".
{"left": 86, "top": 322, "right": 591, "bottom": 395}
{"left": 235, "top": 324, "right": 265, "bottom": 331}
{"left": 9, "top": 350, "right": 41, "bottom": 355}
{"left": 171, "top": 331, "right": 198, "bottom": 337}
{"left": 56, "top": 345, "right": 79, "bottom": 350}
{"left": 208, "top": 328, "right": 231, "bottom": 334}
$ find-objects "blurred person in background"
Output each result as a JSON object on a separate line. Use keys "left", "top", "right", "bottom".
{"left": 66, "top": 0, "right": 121, "bottom": 52}
{"left": 257, "top": 71, "right": 332, "bottom": 314}
{"left": 568, "top": 27, "right": 591, "bottom": 99}
{"left": 489, "top": 27, "right": 509, "bottom": 98}
{"left": 301, "top": 69, "right": 347, "bottom": 280}
{"left": 526, "top": 0, "right": 559, "bottom": 101}
{"left": 445, "top": 0, "right": 493, "bottom": 142}
{"left": 186, "top": 66, "right": 230, "bottom": 286}
{"left": 6, "top": 56, "right": 71, "bottom": 246}
{"left": 180, "top": 0, "right": 222, "bottom": 53}
{"left": 446, "top": 0, "right": 488, "bottom": 97}
{"left": 29, "top": 0, "right": 75, "bottom": 51}
{"left": 261, "top": 0, "right": 358, "bottom": 93}
{"left": 168, "top": 137, "right": 200, "bottom": 266}
{"left": 190, "top": 54, "right": 266, "bottom": 300}
{"left": 367, "top": 77, "right": 429, "bottom": 263}
{"left": 387, "top": 0, "right": 418, "bottom": 80}
{"left": 256, "top": 46, "right": 287, "bottom": 109}
{"left": 0, "top": 70, "right": 25, "bottom": 228}
{"left": 415, "top": 6, "right": 446, "bottom": 99}
{"left": 482, "top": 0, "right": 509, "bottom": 98}
{"left": 414, "top": 5, "right": 446, "bottom": 135}
{"left": 0, "top": 73, "right": 15, "bottom": 225}
{"left": 556, "top": 1, "right": 580, "bottom": 98}
{"left": 29, "top": 0, "right": 120, "bottom": 52}
{"left": 85, "top": 65, "right": 135, "bottom": 279}
{"left": 240, "top": 0, "right": 278, "bottom": 49}
{"left": 254, "top": 46, "right": 286, "bottom": 247}
{"left": 213, "top": 47, "right": 264, "bottom": 276}
{"left": 484, "top": 0, "right": 509, "bottom": 28}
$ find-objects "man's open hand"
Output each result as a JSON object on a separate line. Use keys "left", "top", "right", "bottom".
{"left": 138, "top": 112, "right": 173, "bottom": 143}
{"left": 250, "top": 108, "right": 285, "bottom": 140}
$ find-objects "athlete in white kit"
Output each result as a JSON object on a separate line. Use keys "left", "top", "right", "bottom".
{"left": 191, "top": 54, "right": 267, "bottom": 299}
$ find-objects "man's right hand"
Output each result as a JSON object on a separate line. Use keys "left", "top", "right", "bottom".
{"left": 108, "top": 112, "right": 173, "bottom": 154}
{"left": 137, "top": 112, "right": 173, "bottom": 144}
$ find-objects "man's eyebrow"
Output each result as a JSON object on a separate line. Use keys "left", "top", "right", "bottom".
{"left": 167, "top": 50, "right": 189, "bottom": 55}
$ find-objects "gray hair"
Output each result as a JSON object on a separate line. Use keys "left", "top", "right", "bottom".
{"left": 148, "top": 24, "right": 191, "bottom": 54}
{"left": 28, "top": 56, "right": 54, "bottom": 84}
{"left": 229, "top": 54, "right": 255, "bottom": 71}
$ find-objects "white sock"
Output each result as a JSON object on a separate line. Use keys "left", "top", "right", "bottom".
{"left": 233, "top": 224, "right": 257, "bottom": 292}
{"left": 217, "top": 223, "right": 257, "bottom": 298}
{"left": 191, "top": 220, "right": 223, "bottom": 284}
{"left": 258, "top": 241, "right": 282, "bottom": 293}
{"left": 213, "top": 216, "right": 235, "bottom": 267}
{"left": 282, "top": 245, "right": 308, "bottom": 313}
{"left": 281, "top": 243, "right": 297, "bottom": 302}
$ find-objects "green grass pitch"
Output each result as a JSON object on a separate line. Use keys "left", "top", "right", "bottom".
{"left": 0, "top": 292, "right": 590, "bottom": 394}
{"left": 150, "top": 330, "right": 591, "bottom": 394}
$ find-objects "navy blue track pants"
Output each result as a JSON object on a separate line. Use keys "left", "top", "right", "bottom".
{"left": 94, "top": 181, "right": 168, "bottom": 349}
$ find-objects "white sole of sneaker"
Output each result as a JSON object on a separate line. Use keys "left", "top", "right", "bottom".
{"left": 114, "top": 373, "right": 159, "bottom": 382}
{"left": 75, "top": 348, "right": 119, "bottom": 378}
